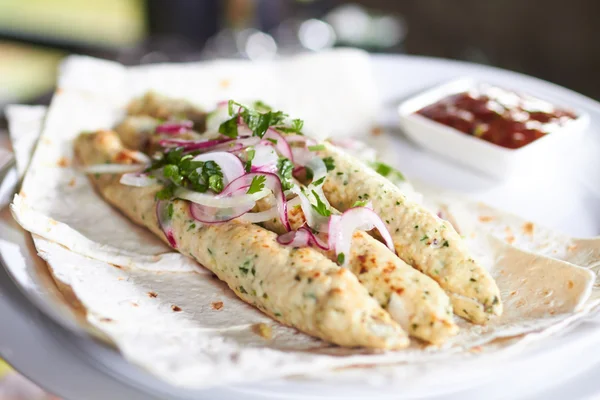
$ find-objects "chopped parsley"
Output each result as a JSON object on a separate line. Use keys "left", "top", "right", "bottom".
{"left": 310, "top": 189, "right": 331, "bottom": 217}
{"left": 352, "top": 199, "right": 369, "bottom": 208}
{"left": 167, "top": 203, "right": 174, "bottom": 219}
{"left": 239, "top": 260, "right": 252, "bottom": 275}
{"left": 247, "top": 175, "right": 266, "bottom": 194}
{"left": 369, "top": 161, "right": 405, "bottom": 182}
{"left": 277, "top": 158, "right": 294, "bottom": 191}
{"left": 308, "top": 144, "right": 326, "bottom": 152}
{"left": 312, "top": 176, "right": 325, "bottom": 187}
{"left": 337, "top": 253, "right": 345, "bottom": 265}
{"left": 156, "top": 185, "right": 175, "bottom": 200}
{"left": 244, "top": 147, "right": 255, "bottom": 173}
{"left": 253, "top": 100, "right": 272, "bottom": 111}
{"left": 278, "top": 118, "right": 304, "bottom": 134}
{"left": 219, "top": 100, "right": 288, "bottom": 138}
{"left": 322, "top": 156, "right": 335, "bottom": 172}
{"left": 218, "top": 116, "right": 239, "bottom": 138}
{"left": 149, "top": 147, "right": 224, "bottom": 198}
{"left": 420, "top": 235, "right": 429, "bottom": 242}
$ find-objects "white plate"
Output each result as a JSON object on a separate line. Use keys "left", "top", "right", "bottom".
{"left": 1, "top": 54, "right": 600, "bottom": 399}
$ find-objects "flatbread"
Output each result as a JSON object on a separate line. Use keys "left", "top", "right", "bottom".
{"left": 6, "top": 51, "right": 600, "bottom": 388}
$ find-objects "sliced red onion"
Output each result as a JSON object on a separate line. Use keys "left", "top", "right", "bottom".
{"left": 156, "top": 200, "right": 177, "bottom": 248}
{"left": 284, "top": 135, "right": 317, "bottom": 146}
{"left": 189, "top": 201, "right": 255, "bottom": 224}
{"left": 208, "top": 137, "right": 261, "bottom": 153}
{"left": 238, "top": 206, "right": 278, "bottom": 223}
{"left": 291, "top": 147, "right": 313, "bottom": 167}
{"left": 277, "top": 226, "right": 329, "bottom": 250}
{"left": 186, "top": 172, "right": 288, "bottom": 227}
{"left": 129, "top": 151, "right": 151, "bottom": 164}
{"left": 120, "top": 173, "right": 157, "bottom": 187}
{"left": 293, "top": 165, "right": 306, "bottom": 175}
{"left": 205, "top": 104, "right": 230, "bottom": 133}
{"left": 263, "top": 128, "right": 293, "bottom": 161}
{"left": 237, "top": 123, "right": 253, "bottom": 138}
{"left": 305, "top": 157, "right": 327, "bottom": 186}
{"left": 220, "top": 172, "right": 290, "bottom": 231}
{"left": 155, "top": 120, "right": 193, "bottom": 135}
{"left": 175, "top": 186, "right": 270, "bottom": 208}
{"left": 159, "top": 138, "right": 232, "bottom": 151}
{"left": 81, "top": 164, "right": 145, "bottom": 174}
{"left": 329, "top": 138, "right": 361, "bottom": 149}
{"left": 192, "top": 152, "right": 245, "bottom": 185}
{"left": 250, "top": 144, "right": 278, "bottom": 173}
{"left": 328, "top": 207, "right": 395, "bottom": 266}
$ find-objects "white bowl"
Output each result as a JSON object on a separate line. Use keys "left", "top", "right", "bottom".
{"left": 397, "top": 78, "right": 590, "bottom": 179}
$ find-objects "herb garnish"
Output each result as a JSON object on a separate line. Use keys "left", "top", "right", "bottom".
{"left": 369, "top": 161, "right": 405, "bottom": 182}
{"left": 352, "top": 200, "right": 369, "bottom": 208}
{"left": 278, "top": 118, "right": 304, "bottom": 134}
{"left": 150, "top": 147, "right": 225, "bottom": 199}
{"left": 247, "top": 175, "right": 267, "bottom": 194}
{"left": 219, "top": 100, "right": 288, "bottom": 138}
{"left": 337, "top": 253, "right": 345, "bottom": 265}
{"left": 310, "top": 189, "right": 331, "bottom": 217}
{"left": 244, "top": 147, "right": 255, "bottom": 173}
{"left": 277, "top": 158, "right": 294, "bottom": 191}
{"left": 322, "top": 156, "right": 335, "bottom": 172}
{"left": 253, "top": 100, "right": 272, "bottom": 112}
{"left": 312, "top": 176, "right": 326, "bottom": 187}
{"left": 308, "top": 144, "right": 325, "bottom": 151}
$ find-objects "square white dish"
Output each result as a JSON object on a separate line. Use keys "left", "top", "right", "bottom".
{"left": 397, "top": 77, "right": 591, "bottom": 179}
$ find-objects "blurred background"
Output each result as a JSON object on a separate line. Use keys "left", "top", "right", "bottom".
{"left": 0, "top": 0, "right": 599, "bottom": 113}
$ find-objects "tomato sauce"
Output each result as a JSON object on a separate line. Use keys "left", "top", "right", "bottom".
{"left": 416, "top": 85, "right": 577, "bottom": 149}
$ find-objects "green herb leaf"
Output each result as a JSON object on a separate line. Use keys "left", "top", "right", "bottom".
{"left": 253, "top": 100, "right": 272, "bottom": 111}
{"left": 247, "top": 175, "right": 267, "bottom": 194}
{"left": 278, "top": 118, "right": 304, "bottom": 134}
{"left": 218, "top": 116, "right": 239, "bottom": 138}
{"left": 337, "top": 253, "right": 345, "bottom": 265}
{"left": 308, "top": 144, "right": 326, "bottom": 151}
{"left": 277, "top": 158, "right": 294, "bottom": 191}
{"left": 310, "top": 189, "right": 331, "bottom": 217}
{"left": 369, "top": 161, "right": 405, "bottom": 182}
{"left": 155, "top": 184, "right": 175, "bottom": 200}
{"left": 163, "top": 164, "right": 183, "bottom": 186}
{"left": 322, "top": 156, "right": 335, "bottom": 172}
{"left": 244, "top": 147, "right": 256, "bottom": 173}
{"left": 201, "top": 160, "right": 224, "bottom": 193}
{"left": 219, "top": 100, "right": 297, "bottom": 138}
{"left": 312, "top": 176, "right": 325, "bottom": 187}
{"left": 352, "top": 199, "right": 369, "bottom": 208}
{"left": 167, "top": 203, "right": 174, "bottom": 219}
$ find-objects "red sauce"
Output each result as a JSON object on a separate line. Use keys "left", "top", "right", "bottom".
{"left": 416, "top": 85, "right": 577, "bottom": 149}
